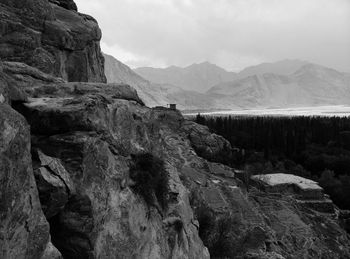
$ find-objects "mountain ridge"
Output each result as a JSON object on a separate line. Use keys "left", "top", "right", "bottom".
{"left": 134, "top": 62, "right": 237, "bottom": 93}
{"left": 208, "top": 63, "right": 350, "bottom": 108}
{"left": 104, "top": 53, "right": 214, "bottom": 110}
{"left": 108, "top": 56, "right": 350, "bottom": 110}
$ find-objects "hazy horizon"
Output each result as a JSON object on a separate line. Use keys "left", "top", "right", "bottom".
{"left": 75, "top": 0, "right": 350, "bottom": 73}
{"left": 132, "top": 59, "right": 305, "bottom": 72}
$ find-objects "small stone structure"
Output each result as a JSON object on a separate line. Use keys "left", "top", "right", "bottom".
{"left": 168, "top": 103, "right": 177, "bottom": 110}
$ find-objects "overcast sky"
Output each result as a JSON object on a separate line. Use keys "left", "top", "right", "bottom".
{"left": 75, "top": 0, "right": 350, "bottom": 72}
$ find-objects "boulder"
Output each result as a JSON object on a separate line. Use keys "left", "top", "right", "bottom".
{"left": 181, "top": 120, "right": 232, "bottom": 163}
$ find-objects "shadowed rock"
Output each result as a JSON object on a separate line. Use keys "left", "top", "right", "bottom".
{"left": 49, "top": 0, "right": 77, "bottom": 11}
{"left": 0, "top": 104, "right": 61, "bottom": 259}
{"left": 182, "top": 120, "right": 232, "bottom": 162}
{"left": 33, "top": 149, "right": 75, "bottom": 219}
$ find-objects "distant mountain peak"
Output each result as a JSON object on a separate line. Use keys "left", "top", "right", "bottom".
{"left": 236, "top": 59, "right": 308, "bottom": 79}
{"left": 134, "top": 61, "right": 236, "bottom": 92}
{"left": 105, "top": 53, "right": 349, "bottom": 110}
{"left": 294, "top": 63, "right": 344, "bottom": 77}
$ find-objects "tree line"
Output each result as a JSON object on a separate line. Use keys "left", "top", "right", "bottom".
{"left": 194, "top": 114, "right": 350, "bottom": 210}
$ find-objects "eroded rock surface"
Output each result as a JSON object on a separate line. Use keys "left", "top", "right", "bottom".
{"left": 49, "top": 0, "right": 77, "bottom": 11}
{"left": 0, "top": 104, "right": 61, "bottom": 259}
{"left": 20, "top": 87, "right": 209, "bottom": 259}
{"left": 182, "top": 120, "right": 232, "bottom": 163}
{"left": 183, "top": 163, "right": 350, "bottom": 258}
{"left": 0, "top": 0, "right": 106, "bottom": 82}
{"left": 32, "top": 149, "right": 75, "bottom": 219}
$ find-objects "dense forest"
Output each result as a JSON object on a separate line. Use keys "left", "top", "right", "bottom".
{"left": 194, "top": 114, "right": 350, "bottom": 210}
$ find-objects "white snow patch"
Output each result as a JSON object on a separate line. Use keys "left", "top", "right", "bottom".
{"left": 212, "top": 180, "right": 221, "bottom": 184}
{"left": 251, "top": 173, "right": 322, "bottom": 190}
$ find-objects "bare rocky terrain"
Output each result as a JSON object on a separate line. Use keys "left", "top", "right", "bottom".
{"left": 104, "top": 53, "right": 213, "bottom": 110}
{"left": 131, "top": 59, "right": 350, "bottom": 110}
{"left": 0, "top": 0, "right": 350, "bottom": 258}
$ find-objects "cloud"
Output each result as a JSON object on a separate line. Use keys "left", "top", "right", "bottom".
{"left": 75, "top": 0, "right": 350, "bottom": 72}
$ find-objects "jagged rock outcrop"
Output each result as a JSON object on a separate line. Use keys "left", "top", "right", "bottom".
{"left": 32, "top": 150, "right": 76, "bottom": 219}
{"left": 49, "top": 0, "right": 77, "bottom": 11}
{"left": 1, "top": 56, "right": 211, "bottom": 257}
{"left": 182, "top": 120, "right": 232, "bottom": 162}
{"left": 0, "top": 0, "right": 106, "bottom": 82}
{"left": 15, "top": 83, "right": 209, "bottom": 259}
{"left": 0, "top": 104, "right": 61, "bottom": 259}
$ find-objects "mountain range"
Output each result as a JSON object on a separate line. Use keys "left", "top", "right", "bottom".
{"left": 134, "top": 62, "right": 237, "bottom": 93}
{"left": 104, "top": 54, "right": 213, "bottom": 110}
{"left": 104, "top": 54, "right": 350, "bottom": 111}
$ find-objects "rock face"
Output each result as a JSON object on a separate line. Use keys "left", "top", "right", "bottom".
{"left": 0, "top": 104, "right": 61, "bottom": 259}
{"left": 0, "top": 0, "right": 106, "bottom": 82}
{"left": 32, "top": 150, "right": 75, "bottom": 219}
{"left": 1, "top": 57, "right": 210, "bottom": 258}
{"left": 17, "top": 84, "right": 209, "bottom": 259}
{"left": 182, "top": 120, "right": 232, "bottom": 163}
{"left": 49, "top": 0, "right": 77, "bottom": 11}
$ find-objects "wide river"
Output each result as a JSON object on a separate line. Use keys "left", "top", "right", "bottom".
{"left": 183, "top": 105, "right": 350, "bottom": 117}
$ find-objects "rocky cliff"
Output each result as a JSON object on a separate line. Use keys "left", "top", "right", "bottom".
{"left": 0, "top": 0, "right": 106, "bottom": 82}
{"left": 0, "top": 0, "right": 349, "bottom": 259}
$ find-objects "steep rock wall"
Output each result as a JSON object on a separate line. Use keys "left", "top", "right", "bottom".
{"left": 0, "top": 0, "right": 106, "bottom": 82}
{"left": 17, "top": 82, "right": 209, "bottom": 259}
{"left": 0, "top": 102, "right": 61, "bottom": 259}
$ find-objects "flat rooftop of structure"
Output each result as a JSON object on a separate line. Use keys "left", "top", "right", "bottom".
{"left": 251, "top": 173, "right": 323, "bottom": 191}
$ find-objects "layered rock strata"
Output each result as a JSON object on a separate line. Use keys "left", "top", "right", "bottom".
{"left": 0, "top": 0, "right": 106, "bottom": 82}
